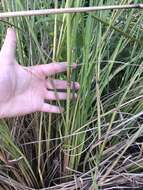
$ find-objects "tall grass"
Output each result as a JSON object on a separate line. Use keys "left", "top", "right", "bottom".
{"left": 0, "top": 0, "right": 143, "bottom": 189}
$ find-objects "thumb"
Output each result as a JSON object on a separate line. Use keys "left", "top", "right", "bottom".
{"left": 0, "top": 28, "right": 16, "bottom": 61}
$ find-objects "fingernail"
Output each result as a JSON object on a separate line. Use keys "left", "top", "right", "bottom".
{"left": 7, "top": 27, "right": 14, "bottom": 34}
{"left": 75, "top": 82, "right": 80, "bottom": 89}
{"left": 59, "top": 107, "right": 64, "bottom": 113}
{"left": 72, "top": 93, "right": 78, "bottom": 99}
{"left": 7, "top": 28, "right": 16, "bottom": 39}
{"left": 72, "top": 63, "right": 78, "bottom": 68}
{"left": 71, "top": 82, "right": 80, "bottom": 89}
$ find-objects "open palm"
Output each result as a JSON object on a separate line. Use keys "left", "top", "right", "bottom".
{"left": 0, "top": 28, "right": 79, "bottom": 118}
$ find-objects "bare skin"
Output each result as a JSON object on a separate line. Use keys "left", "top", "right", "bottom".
{"left": 0, "top": 28, "right": 79, "bottom": 118}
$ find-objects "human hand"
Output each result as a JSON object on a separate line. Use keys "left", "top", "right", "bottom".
{"left": 0, "top": 28, "right": 79, "bottom": 118}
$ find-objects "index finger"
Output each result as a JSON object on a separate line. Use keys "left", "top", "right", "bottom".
{"left": 36, "top": 62, "right": 78, "bottom": 76}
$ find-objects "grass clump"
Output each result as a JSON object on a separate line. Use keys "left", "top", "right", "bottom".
{"left": 0, "top": 0, "right": 143, "bottom": 189}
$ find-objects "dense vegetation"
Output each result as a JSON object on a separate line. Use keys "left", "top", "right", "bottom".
{"left": 0, "top": 0, "right": 143, "bottom": 189}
